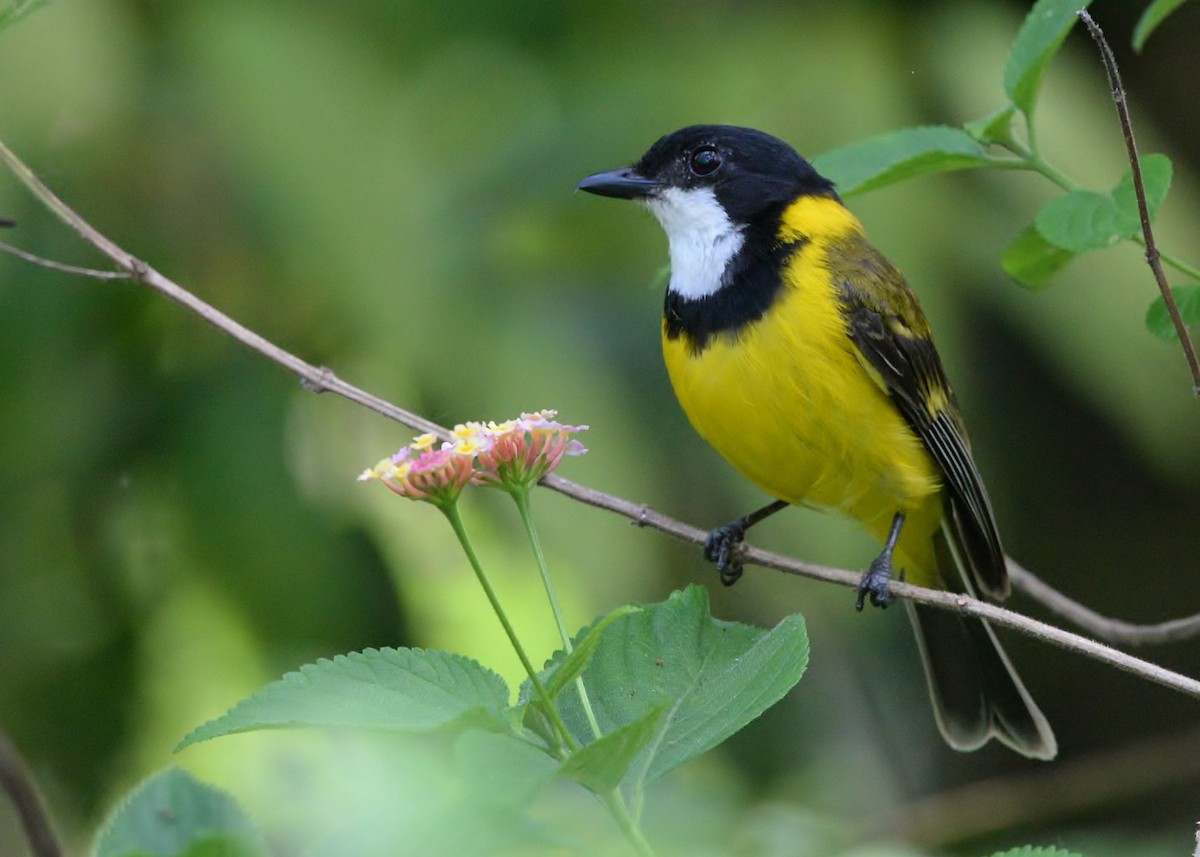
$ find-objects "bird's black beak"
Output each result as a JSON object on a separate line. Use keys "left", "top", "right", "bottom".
{"left": 577, "top": 168, "right": 661, "bottom": 200}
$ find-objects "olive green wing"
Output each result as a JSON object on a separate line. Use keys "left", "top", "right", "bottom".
{"left": 829, "top": 233, "right": 1008, "bottom": 599}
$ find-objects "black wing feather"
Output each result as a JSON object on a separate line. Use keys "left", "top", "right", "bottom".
{"left": 831, "top": 234, "right": 1008, "bottom": 598}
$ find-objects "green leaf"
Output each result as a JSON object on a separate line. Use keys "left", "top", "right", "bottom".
{"left": 93, "top": 767, "right": 266, "bottom": 857}
{"left": 1002, "top": 223, "right": 1076, "bottom": 289}
{"left": 1145, "top": 285, "right": 1200, "bottom": 342}
{"left": 1036, "top": 155, "right": 1173, "bottom": 254}
{"left": 558, "top": 706, "right": 667, "bottom": 794}
{"left": 1003, "top": 0, "right": 1095, "bottom": 117}
{"left": 1133, "top": 0, "right": 1189, "bottom": 52}
{"left": 1034, "top": 190, "right": 1124, "bottom": 253}
{"left": 552, "top": 585, "right": 808, "bottom": 785}
{"left": 453, "top": 729, "right": 560, "bottom": 809}
{"left": 177, "top": 647, "right": 511, "bottom": 750}
{"left": 543, "top": 604, "right": 642, "bottom": 701}
{"left": 988, "top": 847, "right": 1083, "bottom": 857}
{"left": 811, "top": 126, "right": 995, "bottom": 196}
{"left": 963, "top": 105, "right": 1018, "bottom": 146}
{"left": 1111, "top": 152, "right": 1173, "bottom": 231}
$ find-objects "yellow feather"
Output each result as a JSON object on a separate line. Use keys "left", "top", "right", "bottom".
{"left": 661, "top": 195, "right": 944, "bottom": 585}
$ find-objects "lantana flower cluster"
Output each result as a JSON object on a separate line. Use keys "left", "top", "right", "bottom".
{"left": 358, "top": 410, "right": 588, "bottom": 508}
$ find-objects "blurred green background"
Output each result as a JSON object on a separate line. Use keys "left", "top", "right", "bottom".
{"left": 1, "top": 0, "right": 1199, "bottom": 854}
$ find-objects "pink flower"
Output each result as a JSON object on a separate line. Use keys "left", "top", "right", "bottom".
{"left": 359, "top": 411, "right": 587, "bottom": 503}
{"left": 473, "top": 410, "right": 588, "bottom": 491}
{"left": 358, "top": 442, "right": 475, "bottom": 509}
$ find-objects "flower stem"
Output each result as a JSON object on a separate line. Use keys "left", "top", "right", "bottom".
{"left": 439, "top": 502, "right": 577, "bottom": 753}
{"left": 509, "top": 492, "right": 656, "bottom": 855}
{"left": 511, "top": 489, "right": 603, "bottom": 739}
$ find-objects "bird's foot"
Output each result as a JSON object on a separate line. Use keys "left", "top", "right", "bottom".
{"left": 855, "top": 511, "right": 906, "bottom": 611}
{"left": 704, "top": 522, "right": 748, "bottom": 587}
{"left": 855, "top": 556, "right": 903, "bottom": 611}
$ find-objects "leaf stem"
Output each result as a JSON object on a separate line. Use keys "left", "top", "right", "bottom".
{"left": 439, "top": 502, "right": 578, "bottom": 753}
{"left": 602, "top": 790, "right": 659, "bottom": 857}
{"left": 511, "top": 489, "right": 604, "bottom": 741}
{"left": 1004, "top": 139, "right": 1200, "bottom": 289}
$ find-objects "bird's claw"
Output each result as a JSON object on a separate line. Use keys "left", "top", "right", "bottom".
{"left": 704, "top": 523, "right": 747, "bottom": 586}
{"left": 855, "top": 556, "right": 901, "bottom": 611}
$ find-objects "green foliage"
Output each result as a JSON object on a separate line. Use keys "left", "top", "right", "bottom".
{"left": 542, "top": 603, "right": 642, "bottom": 701}
{"left": 1146, "top": 285, "right": 1200, "bottom": 342}
{"left": 453, "top": 729, "right": 560, "bottom": 810}
{"left": 812, "top": 126, "right": 996, "bottom": 196}
{"left": 557, "top": 705, "right": 667, "bottom": 793}
{"left": 1003, "top": 0, "right": 1095, "bottom": 118}
{"left": 812, "top": 6, "right": 1198, "bottom": 347}
{"left": 987, "top": 848, "right": 1084, "bottom": 857}
{"left": 169, "top": 583, "right": 806, "bottom": 851}
{"left": 177, "top": 648, "right": 513, "bottom": 750}
{"left": 547, "top": 586, "right": 809, "bottom": 785}
{"left": 1133, "top": 0, "right": 1190, "bottom": 51}
{"left": 1001, "top": 223, "right": 1076, "bottom": 289}
{"left": 1033, "top": 155, "right": 1171, "bottom": 253}
{"left": 92, "top": 768, "right": 266, "bottom": 857}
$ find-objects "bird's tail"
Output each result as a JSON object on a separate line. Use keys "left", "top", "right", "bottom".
{"left": 905, "top": 531, "right": 1057, "bottom": 759}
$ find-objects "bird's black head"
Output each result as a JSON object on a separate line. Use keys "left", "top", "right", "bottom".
{"left": 577, "top": 125, "right": 835, "bottom": 225}
{"left": 579, "top": 126, "right": 837, "bottom": 302}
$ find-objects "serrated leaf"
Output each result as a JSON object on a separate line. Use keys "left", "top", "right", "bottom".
{"left": 177, "top": 647, "right": 511, "bottom": 750}
{"left": 1111, "top": 153, "right": 1173, "bottom": 232}
{"left": 558, "top": 706, "right": 667, "bottom": 794}
{"left": 811, "top": 126, "right": 994, "bottom": 196}
{"left": 1133, "top": 0, "right": 1189, "bottom": 52}
{"left": 92, "top": 767, "right": 266, "bottom": 857}
{"left": 552, "top": 585, "right": 808, "bottom": 785}
{"left": 1003, "top": 0, "right": 1095, "bottom": 117}
{"left": 988, "top": 847, "right": 1084, "bottom": 857}
{"left": 1002, "top": 223, "right": 1076, "bottom": 289}
{"left": 544, "top": 605, "right": 641, "bottom": 701}
{"left": 1034, "top": 190, "right": 1123, "bottom": 252}
{"left": 1145, "top": 285, "right": 1200, "bottom": 342}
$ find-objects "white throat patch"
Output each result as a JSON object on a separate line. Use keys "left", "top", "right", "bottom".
{"left": 643, "top": 187, "right": 744, "bottom": 300}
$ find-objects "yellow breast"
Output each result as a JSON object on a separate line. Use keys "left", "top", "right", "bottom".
{"left": 661, "top": 198, "right": 942, "bottom": 549}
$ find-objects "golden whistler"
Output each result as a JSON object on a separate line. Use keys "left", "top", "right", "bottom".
{"left": 579, "top": 125, "right": 1055, "bottom": 759}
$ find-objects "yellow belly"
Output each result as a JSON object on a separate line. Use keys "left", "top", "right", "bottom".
{"left": 661, "top": 241, "right": 945, "bottom": 580}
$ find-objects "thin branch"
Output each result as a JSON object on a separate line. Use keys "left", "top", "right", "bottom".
{"left": 0, "top": 724, "right": 65, "bottom": 857}
{"left": 0, "top": 239, "right": 131, "bottom": 279}
{"left": 561, "top": 486, "right": 1200, "bottom": 701}
{"left": 2, "top": 138, "right": 1200, "bottom": 706}
{"left": 1008, "top": 558, "right": 1200, "bottom": 646}
{"left": 1077, "top": 9, "right": 1200, "bottom": 396}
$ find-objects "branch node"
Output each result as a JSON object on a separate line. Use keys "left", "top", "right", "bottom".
{"left": 127, "top": 257, "right": 151, "bottom": 279}
{"left": 302, "top": 366, "right": 336, "bottom": 394}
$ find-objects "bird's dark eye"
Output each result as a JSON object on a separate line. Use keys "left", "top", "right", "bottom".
{"left": 688, "top": 145, "right": 721, "bottom": 177}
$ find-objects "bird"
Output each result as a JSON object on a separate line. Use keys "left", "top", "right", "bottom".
{"left": 577, "top": 125, "right": 1056, "bottom": 759}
